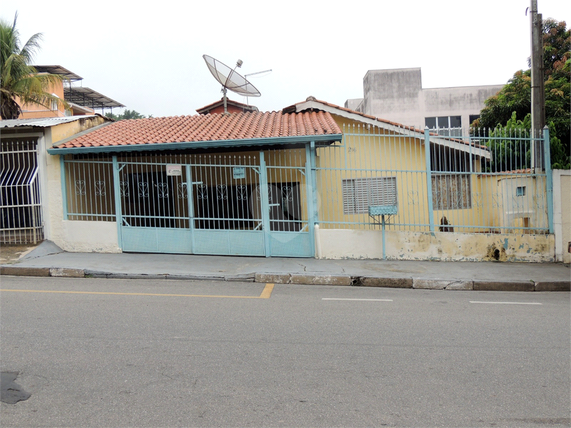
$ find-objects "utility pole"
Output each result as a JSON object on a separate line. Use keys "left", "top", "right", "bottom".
{"left": 530, "top": 0, "right": 545, "bottom": 171}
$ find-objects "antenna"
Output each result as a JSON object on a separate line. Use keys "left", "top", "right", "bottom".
{"left": 203, "top": 55, "right": 261, "bottom": 113}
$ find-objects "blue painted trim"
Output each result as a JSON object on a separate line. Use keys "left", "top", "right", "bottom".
{"left": 543, "top": 127, "right": 554, "bottom": 234}
{"left": 47, "top": 134, "right": 343, "bottom": 155}
{"left": 60, "top": 156, "right": 68, "bottom": 220}
{"left": 259, "top": 152, "right": 271, "bottom": 257}
{"left": 424, "top": 128, "right": 435, "bottom": 232}
{"left": 112, "top": 156, "right": 123, "bottom": 249}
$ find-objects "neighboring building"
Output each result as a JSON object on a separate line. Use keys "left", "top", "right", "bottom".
{"left": 0, "top": 115, "right": 113, "bottom": 245}
{"left": 17, "top": 65, "right": 124, "bottom": 119}
{"left": 1, "top": 65, "right": 123, "bottom": 245}
{"left": 345, "top": 67, "right": 503, "bottom": 137}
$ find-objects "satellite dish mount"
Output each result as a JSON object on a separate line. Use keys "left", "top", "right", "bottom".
{"left": 203, "top": 55, "right": 261, "bottom": 113}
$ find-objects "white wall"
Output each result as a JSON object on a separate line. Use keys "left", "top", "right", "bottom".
{"left": 553, "top": 169, "right": 571, "bottom": 263}
{"left": 58, "top": 221, "right": 120, "bottom": 253}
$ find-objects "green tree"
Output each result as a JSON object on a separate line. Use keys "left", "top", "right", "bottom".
{"left": 0, "top": 13, "right": 67, "bottom": 119}
{"left": 476, "top": 19, "right": 570, "bottom": 169}
{"left": 105, "top": 109, "right": 149, "bottom": 121}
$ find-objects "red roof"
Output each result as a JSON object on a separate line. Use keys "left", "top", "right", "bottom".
{"left": 54, "top": 110, "right": 342, "bottom": 149}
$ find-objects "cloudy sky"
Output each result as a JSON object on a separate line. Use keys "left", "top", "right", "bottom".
{"left": 4, "top": 0, "right": 569, "bottom": 118}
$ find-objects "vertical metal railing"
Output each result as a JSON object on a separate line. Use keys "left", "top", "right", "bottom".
{"left": 63, "top": 154, "right": 115, "bottom": 221}
{"left": 315, "top": 124, "right": 551, "bottom": 234}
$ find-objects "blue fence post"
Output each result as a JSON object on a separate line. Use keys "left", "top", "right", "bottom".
{"left": 424, "top": 128, "right": 435, "bottom": 232}
{"left": 112, "top": 155, "right": 123, "bottom": 249}
{"left": 259, "top": 151, "right": 271, "bottom": 257}
{"left": 186, "top": 165, "right": 196, "bottom": 253}
{"left": 543, "top": 126, "right": 554, "bottom": 234}
{"left": 60, "top": 156, "right": 68, "bottom": 220}
{"left": 306, "top": 141, "right": 316, "bottom": 257}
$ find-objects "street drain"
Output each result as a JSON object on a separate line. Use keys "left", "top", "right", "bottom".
{"left": 1, "top": 372, "right": 31, "bottom": 404}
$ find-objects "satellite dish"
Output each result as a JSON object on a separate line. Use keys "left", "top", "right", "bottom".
{"left": 203, "top": 55, "right": 261, "bottom": 113}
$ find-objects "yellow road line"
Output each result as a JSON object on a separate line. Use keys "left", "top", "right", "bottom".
{"left": 0, "top": 283, "right": 275, "bottom": 299}
{"left": 259, "top": 283, "right": 274, "bottom": 299}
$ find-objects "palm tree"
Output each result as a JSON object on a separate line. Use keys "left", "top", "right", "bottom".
{"left": 1, "top": 13, "right": 67, "bottom": 119}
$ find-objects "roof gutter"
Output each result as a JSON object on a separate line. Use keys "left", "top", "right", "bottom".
{"left": 47, "top": 133, "right": 343, "bottom": 155}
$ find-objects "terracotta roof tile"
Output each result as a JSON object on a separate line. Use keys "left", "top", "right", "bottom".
{"left": 53, "top": 111, "right": 341, "bottom": 150}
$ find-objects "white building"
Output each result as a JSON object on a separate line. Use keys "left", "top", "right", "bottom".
{"left": 345, "top": 67, "right": 503, "bottom": 137}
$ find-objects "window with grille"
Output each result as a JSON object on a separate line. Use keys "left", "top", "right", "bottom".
{"left": 342, "top": 177, "right": 397, "bottom": 215}
{"left": 432, "top": 174, "right": 471, "bottom": 210}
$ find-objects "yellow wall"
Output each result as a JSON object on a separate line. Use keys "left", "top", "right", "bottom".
{"left": 317, "top": 115, "right": 431, "bottom": 231}
{"left": 320, "top": 113, "right": 551, "bottom": 235}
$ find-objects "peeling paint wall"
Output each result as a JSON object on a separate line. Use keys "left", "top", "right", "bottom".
{"left": 317, "top": 229, "right": 555, "bottom": 262}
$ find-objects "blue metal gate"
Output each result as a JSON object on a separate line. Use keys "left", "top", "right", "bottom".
{"left": 117, "top": 150, "right": 313, "bottom": 257}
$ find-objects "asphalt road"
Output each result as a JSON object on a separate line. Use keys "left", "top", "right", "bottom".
{"left": 1, "top": 276, "right": 569, "bottom": 427}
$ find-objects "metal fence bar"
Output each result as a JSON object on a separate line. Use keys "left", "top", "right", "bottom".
{"left": 424, "top": 128, "right": 435, "bottom": 232}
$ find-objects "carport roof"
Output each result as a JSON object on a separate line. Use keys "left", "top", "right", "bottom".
{"left": 48, "top": 110, "right": 342, "bottom": 154}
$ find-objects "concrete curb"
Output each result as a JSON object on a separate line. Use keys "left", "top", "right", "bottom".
{"left": 1, "top": 266, "right": 569, "bottom": 291}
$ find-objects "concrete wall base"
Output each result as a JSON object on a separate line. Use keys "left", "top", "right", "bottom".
{"left": 317, "top": 229, "right": 555, "bottom": 262}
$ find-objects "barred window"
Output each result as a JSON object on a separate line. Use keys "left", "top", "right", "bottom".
{"left": 432, "top": 174, "right": 471, "bottom": 210}
{"left": 342, "top": 177, "right": 397, "bottom": 215}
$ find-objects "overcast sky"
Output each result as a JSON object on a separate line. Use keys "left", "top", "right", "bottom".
{"left": 4, "top": 0, "right": 569, "bottom": 118}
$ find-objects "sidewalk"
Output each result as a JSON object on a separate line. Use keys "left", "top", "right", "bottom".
{"left": 1, "top": 241, "right": 569, "bottom": 291}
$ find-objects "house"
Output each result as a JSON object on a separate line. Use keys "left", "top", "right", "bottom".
{"left": 345, "top": 67, "right": 503, "bottom": 137}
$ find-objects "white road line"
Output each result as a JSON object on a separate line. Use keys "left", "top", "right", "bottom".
{"left": 322, "top": 298, "right": 393, "bottom": 302}
{"left": 469, "top": 301, "right": 543, "bottom": 305}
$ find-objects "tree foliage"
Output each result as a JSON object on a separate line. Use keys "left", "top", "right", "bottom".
{"left": 105, "top": 109, "right": 149, "bottom": 121}
{"left": 476, "top": 19, "right": 570, "bottom": 169}
{"left": 0, "top": 13, "right": 67, "bottom": 119}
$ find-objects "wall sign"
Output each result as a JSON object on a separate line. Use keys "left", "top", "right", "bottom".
{"left": 233, "top": 167, "right": 246, "bottom": 179}
{"left": 166, "top": 164, "right": 182, "bottom": 176}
